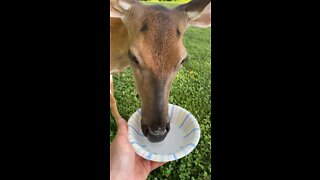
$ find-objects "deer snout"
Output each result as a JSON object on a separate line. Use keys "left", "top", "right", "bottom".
{"left": 141, "top": 123, "right": 170, "bottom": 143}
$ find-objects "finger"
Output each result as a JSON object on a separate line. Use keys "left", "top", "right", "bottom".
{"left": 116, "top": 117, "right": 128, "bottom": 134}
{"left": 135, "top": 154, "right": 146, "bottom": 162}
{"left": 150, "top": 161, "right": 168, "bottom": 171}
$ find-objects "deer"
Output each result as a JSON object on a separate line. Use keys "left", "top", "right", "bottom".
{"left": 110, "top": 0, "right": 211, "bottom": 143}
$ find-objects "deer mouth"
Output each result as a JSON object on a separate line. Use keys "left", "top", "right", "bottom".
{"left": 141, "top": 123, "right": 170, "bottom": 143}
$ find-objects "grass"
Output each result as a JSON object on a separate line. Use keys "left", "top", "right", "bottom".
{"left": 141, "top": 0, "right": 191, "bottom": 3}
{"left": 110, "top": 1, "right": 211, "bottom": 179}
{"left": 142, "top": 1, "right": 189, "bottom": 7}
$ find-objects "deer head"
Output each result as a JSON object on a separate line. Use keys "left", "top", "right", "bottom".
{"left": 110, "top": 0, "right": 211, "bottom": 142}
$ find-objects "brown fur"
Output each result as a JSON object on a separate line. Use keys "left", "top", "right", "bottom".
{"left": 109, "top": 0, "right": 210, "bottom": 133}
{"left": 110, "top": 5, "right": 188, "bottom": 124}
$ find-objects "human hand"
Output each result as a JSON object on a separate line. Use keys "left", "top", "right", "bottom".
{"left": 110, "top": 118, "right": 167, "bottom": 180}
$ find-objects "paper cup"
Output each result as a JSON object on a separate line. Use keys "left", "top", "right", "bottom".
{"left": 127, "top": 104, "right": 201, "bottom": 162}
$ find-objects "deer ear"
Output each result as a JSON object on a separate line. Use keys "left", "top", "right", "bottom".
{"left": 110, "top": 4, "right": 122, "bottom": 18}
{"left": 188, "top": 3, "right": 211, "bottom": 28}
{"left": 110, "top": 0, "right": 136, "bottom": 18}
{"left": 177, "top": 0, "right": 211, "bottom": 28}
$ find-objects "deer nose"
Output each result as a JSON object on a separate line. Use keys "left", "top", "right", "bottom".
{"left": 141, "top": 123, "right": 170, "bottom": 143}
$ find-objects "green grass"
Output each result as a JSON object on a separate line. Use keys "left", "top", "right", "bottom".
{"left": 110, "top": 1, "right": 211, "bottom": 179}
{"left": 142, "top": 1, "right": 184, "bottom": 7}
{"left": 141, "top": 0, "right": 190, "bottom": 3}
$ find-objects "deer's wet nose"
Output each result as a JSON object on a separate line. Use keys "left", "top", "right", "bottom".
{"left": 141, "top": 123, "right": 170, "bottom": 143}
{"left": 141, "top": 124, "right": 149, "bottom": 137}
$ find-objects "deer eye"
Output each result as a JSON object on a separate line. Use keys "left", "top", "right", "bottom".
{"left": 128, "top": 51, "right": 139, "bottom": 65}
{"left": 181, "top": 56, "right": 188, "bottom": 65}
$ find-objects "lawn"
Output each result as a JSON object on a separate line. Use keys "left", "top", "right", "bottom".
{"left": 110, "top": 1, "right": 211, "bottom": 179}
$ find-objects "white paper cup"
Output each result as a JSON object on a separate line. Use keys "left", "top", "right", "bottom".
{"left": 127, "top": 104, "right": 201, "bottom": 162}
